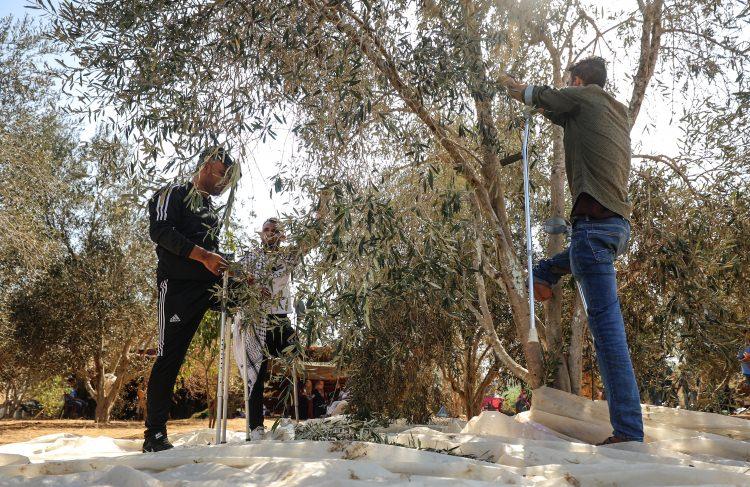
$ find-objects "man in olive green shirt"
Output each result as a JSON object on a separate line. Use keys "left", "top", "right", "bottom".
{"left": 500, "top": 57, "right": 643, "bottom": 444}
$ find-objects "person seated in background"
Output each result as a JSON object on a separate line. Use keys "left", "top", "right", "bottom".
{"left": 327, "top": 387, "right": 350, "bottom": 417}
{"left": 304, "top": 380, "right": 314, "bottom": 419}
{"left": 63, "top": 377, "right": 86, "bottom": 419}
{"left": 296, "top": 380, "right": 310, "bottom": 420}
{"left": 738, "top": 330, "right": 750, "bottom": 391}
{"left": 312, "top": 380, "right": 327, "bottom": 418}
{"left": 515, "top": 389, "right": 530, "bottom": 414}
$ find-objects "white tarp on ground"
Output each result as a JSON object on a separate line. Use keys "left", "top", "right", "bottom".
{"left": 0, "top": 387, "right": 747, "bottom": 486}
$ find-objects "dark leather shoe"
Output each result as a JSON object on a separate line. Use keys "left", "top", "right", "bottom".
{"left": 597, "top": 436, "right": 633, "bottom": 446}
{"left": 533, "top": 282, "right": 553, "bottom": 302}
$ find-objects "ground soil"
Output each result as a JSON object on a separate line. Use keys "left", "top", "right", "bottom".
{"left": 0, "top": 418, "right": 277, "bottom": 446}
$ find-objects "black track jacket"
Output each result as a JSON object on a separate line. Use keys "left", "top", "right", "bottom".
{"left": 148, "top": 182, "right": 221, "bottom": 282}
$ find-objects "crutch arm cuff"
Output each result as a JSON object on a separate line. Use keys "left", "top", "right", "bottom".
{"left": 523, "top": 85, "right": 535, "bottom": 106}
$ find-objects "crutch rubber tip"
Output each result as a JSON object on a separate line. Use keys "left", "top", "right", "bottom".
{"left": 528, "top": 327, "right": 539, "bottom": 343}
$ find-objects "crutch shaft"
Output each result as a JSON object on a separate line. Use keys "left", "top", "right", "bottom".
{"left": 214, "top": 270, "right": 230, "bottom": 444}
{"left": 221, "top": 316, "right": 231, "bottom": 443}
{"left": 214, "top": 326, "right": 226, "bottom": 442}
{"left": 292, "top": 364, "right": 300, "bottom": 423}
{"left": 242, "top": 336, "right": 250, "bottom": 441}
{"left": 522, "top": 112, "right": 538, "bottom": 342}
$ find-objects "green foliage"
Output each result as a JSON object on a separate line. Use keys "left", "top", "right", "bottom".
{"left": 22, "top": 0, "right": 750, "bottom": 417}
{"left": 500, "top": 384, "right": 522, "bottom": 413}
{"left": 294, "top": 417, "right": 388, "bottom": 442}
{"left": 27, "top": 376, "right": 68, "bottom": 419}
{"left": 621, "top": 171, "right": 750, "bottom": 411}
{"left": 0, "top": 17, "right": 81, "bottom": 414}
{"left": 0, "top": 15, "right": 58, "bottom": 124}
{"left": 4, "top": 132, "right": 155, "bottom": 421}
{"left": 345, "top": 302, "right": 446, "bottom": 424}
{"left": 0, "top": 18, "right": 155, "bottom": 417}
{"left": 307, "top": 168, "right": 514, "bottom": 420}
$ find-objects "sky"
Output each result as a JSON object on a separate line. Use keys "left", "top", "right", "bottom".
{"left": 2, "top": 0, "right": 687, "bottom": 236}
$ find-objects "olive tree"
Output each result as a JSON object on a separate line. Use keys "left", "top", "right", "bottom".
{"left": 38, "top": 0, "right": 750, "bottom": 392}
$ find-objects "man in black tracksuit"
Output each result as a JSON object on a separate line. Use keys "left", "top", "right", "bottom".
{"left": 143, "top": 147, "right": 236, "bottom": 452}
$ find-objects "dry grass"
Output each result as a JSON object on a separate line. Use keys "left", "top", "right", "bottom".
{"left": 0, "top": 417, "right": 277, "bottom": 445}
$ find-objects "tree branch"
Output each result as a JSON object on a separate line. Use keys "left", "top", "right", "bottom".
{"left": 475, "top": 355, "right": 500, "bottom": 399}
{"left": 439, "top": 364, "right": 465, "bottom": 398}
{"left": 662, "top": 27, "right": 750, "bottom": 58}
{"left": 473, "top": 239, "right": 530, "bottom": 382}
{"left": 308, "top": 0, "right": 541, "bottom": 386}
{"left": 577, "top": 9, "right": 615, "bottom": 55}
{"left": 82, "top": 374, "right": 97, "bottom": 399}
{"left": 628, "top": 0, "right": 664, "bottom": 126}
{"left": 107, "top": 336, "right": 135, "bottom": 403}
{"left": 570, "top": 15, "right": 637, "bottom": 65}
{"left": 633, "top": 153, "right": 708, "bottom": 201}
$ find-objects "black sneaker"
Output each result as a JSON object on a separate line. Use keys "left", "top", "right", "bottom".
{"left": 142, "top": 430, "right": 174, "bottom": 452}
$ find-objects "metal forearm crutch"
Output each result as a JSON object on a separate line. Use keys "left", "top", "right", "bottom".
{"left": 291, "top": 305, "right": 302, "bottom": 423}
{"left": 522, "top": 109, "right": 539, "bottom": 343}
{"left": 241, "top": 326, "right": 251, "bottom": 441}
{"left": 292, "top": 306, "right": 299, "bottom": 423}
{"left": 215, "top": 270, "right": 230, "bottom": 444}
{"left": 212, "top": 169, "right": 238, "bottom": 445}
{"left": 523, "top": 110, "right": 586, "bottom": 343}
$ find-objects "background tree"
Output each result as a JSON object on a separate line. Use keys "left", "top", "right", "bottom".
{"left": 5, "top": 129, "right": 155, "bottom": 423}
{"left": 0, "top": 15, "right": 80, "bottom": 415}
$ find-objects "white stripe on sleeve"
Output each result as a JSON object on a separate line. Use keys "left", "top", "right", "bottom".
{"left": 158, "top": 186, "right": 175, "bottom": 221}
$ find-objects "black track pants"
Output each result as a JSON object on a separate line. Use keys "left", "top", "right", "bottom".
{"left": 247, "top": 315, "right": 295, "bottom": 430}
{"left": 145, "top": 278, "right": 217, "bottom": 434}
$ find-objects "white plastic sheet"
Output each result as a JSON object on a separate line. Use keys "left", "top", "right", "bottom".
{"left": 0, "top": 388, "right": 747, "bottom": 486}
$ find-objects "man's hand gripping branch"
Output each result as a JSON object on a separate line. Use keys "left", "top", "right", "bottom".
{"left": 189, "top": 246, "right": 228, "bottom": 276}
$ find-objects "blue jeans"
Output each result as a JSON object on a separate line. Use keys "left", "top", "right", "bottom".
{"left": 534, "top": 216, "right": 644, "bottom": 441}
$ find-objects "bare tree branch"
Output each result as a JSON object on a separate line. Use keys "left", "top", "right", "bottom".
{"left": 633, "top": 153, "right": 708, "bottom": 201}
{"left": 628, "top": 0, "right": 664, "bottom": 126}
{"left": 663, "top": 27, "right": 750, "bottom": 58}
{"left": 570, "top": 14, "right": 637, "bottom": 65}
{"left": 473, "top": 238, "right": 530, "bottom": 382}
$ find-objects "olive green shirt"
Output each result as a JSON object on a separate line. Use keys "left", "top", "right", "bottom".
{"left": 527, "top": 84, "right": 632, "bottom": 219}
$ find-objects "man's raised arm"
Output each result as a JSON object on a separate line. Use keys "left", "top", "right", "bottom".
{"left": 499, "top": 73, "right": 581, "bottom": 126}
